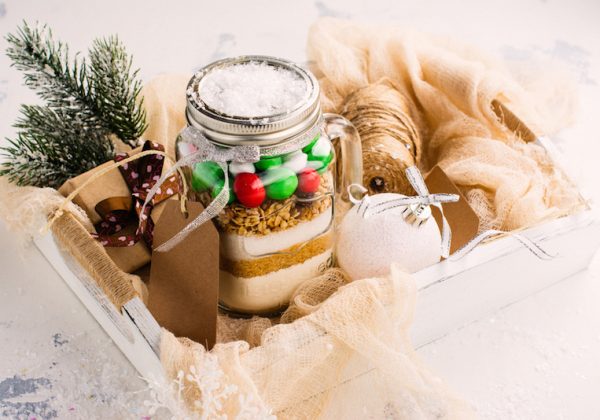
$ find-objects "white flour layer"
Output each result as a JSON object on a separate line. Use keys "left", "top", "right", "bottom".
{"left": 219, "top": 251, "right": 332, "bottom": 314}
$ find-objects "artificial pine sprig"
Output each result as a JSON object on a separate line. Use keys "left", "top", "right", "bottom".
{"left": 88, "top": 36, "right": 146, "bottom": 146}
{"left": 5, "top": 23, "right": 89, "bottom": 113}
{"left": 3, "top": 105, "right": 113, "bottom": 188}
{"left": 0, "top": 21, "right": 147, "bottom": 188}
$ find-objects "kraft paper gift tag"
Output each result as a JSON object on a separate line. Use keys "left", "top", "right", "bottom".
{"left": 425, "top": 165, "right": 480, "bottom": 255}
{"left": 148, "top": 200, "right": 219, "bottom": 349}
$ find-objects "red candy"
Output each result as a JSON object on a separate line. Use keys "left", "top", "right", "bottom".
{"left": 233, "top": 173, "right": 266, "bottom": 208}
{"left": 296, "top": 168, "right": 320, "bottom": 194}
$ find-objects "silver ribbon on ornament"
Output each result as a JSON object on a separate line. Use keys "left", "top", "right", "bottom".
{"left": 142, "top": 123, "right": 321, "bottom": 252}
{"left": 349, "top": 166, "right": 556, "bottom": 261}
{"left": 449, "top": 229, "right": 555, "bottom": 261}
{"left": 349, "top": 166, "right": 459, "bottom": 258}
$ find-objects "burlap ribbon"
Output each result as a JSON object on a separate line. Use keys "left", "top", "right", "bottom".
{"left": 92, "top": 141, "right": 180, "bottom": 247}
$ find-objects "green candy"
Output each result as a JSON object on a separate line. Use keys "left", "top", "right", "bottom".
{"left": 308, "top": 151, "right": 334, "bottom": 174}
{"left": 211, "top": 178, "right": 236, "bottom": 205}
{"left": 262, "top": 167, "right": 298, "bottom": 200}
{"left": 302, "top": 134, "right": 320, "bottom": 153}
{"left": 254, "top": 155, "right": 283, "bottom": 171}
{"left": 191, "top": 161, "right": 223, "bottom": 192}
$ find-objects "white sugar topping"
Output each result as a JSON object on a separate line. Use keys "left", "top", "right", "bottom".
{"left": 199, "top": 62, "right": 307, "bottom": 118}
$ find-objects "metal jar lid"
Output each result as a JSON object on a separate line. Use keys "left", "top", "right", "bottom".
{"left": 185, "top": 55, "right": 321, "bottom": 148}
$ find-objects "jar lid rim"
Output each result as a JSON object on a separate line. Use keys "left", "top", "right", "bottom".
{"left": 185, "top": 55, "right": 321, "bottom": 146}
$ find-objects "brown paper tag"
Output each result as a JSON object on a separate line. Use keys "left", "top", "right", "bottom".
{"left": 148, "top": 200, "right": 219, "bottom": 349}
{"left": 491, "top": 99, "right": 541, "bottom": 142}
{"left": 425, "top": 166, "right": 480, "bottom": 254}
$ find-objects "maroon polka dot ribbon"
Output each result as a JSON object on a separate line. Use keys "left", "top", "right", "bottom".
{"left": 92, "top": 141, "right": 180, "bottom": 248}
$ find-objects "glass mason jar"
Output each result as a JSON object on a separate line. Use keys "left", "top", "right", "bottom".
{"left": 177, "top": 56, "right": 362, "bottom": 316}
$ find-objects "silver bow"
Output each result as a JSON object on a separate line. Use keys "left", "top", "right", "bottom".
{"left": 349, "top": 166, "right": 459, "bottom": 258}
{"left": 176, "top": 126, "right": 261, "bottom": 165}
{"left": 349, "top": 166, "right": 555, "bottom": 261}
{"left": 139, "top": 127, "right": 260, "bottom": 252}
{"left": 144, "top": 124, "right": 319, "bottom": 252}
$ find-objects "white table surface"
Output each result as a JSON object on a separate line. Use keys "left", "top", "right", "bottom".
{"left": 1, "top": 0, "right": 600, "bottom": 419}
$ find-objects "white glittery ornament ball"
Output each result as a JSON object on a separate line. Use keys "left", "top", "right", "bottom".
{"left": 337, "top": 193, "right": 442, "bottom": 279}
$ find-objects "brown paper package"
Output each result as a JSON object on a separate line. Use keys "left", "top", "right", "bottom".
{"left": 58, "top": 146, "right": 171, "bottom": 273}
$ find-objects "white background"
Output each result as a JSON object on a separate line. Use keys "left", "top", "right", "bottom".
{"left": 1, "top": 0, "right": 600, "bottom": 418}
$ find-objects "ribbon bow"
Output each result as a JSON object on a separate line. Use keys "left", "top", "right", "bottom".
{"left": 141, "top": 123, "right": 322, "bottom": 252}
{"left": 177, "top": 126, "right": 261, "bottom": 164}
{"left": 140, "top": 126, "right": 261, "bottom": 252}
{"left": 92, "top": 141, "right": 180, "bottom": 248}
{"left": 349, "top": 166, "right": 459, "bottom": 258}
{"left": 349, "top": 166, "right": 555, "bottom": 261}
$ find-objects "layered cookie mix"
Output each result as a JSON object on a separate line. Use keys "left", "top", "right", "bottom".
{"left": 198, "top": 173, "right": 334, "bottom": 314}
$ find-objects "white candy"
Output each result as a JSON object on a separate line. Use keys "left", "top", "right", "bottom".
{"left": 282, "top": 151, "right": 308, "bottom": 173}
{"left": 336, "top": 193, "right": 442, "bottom": 279}
{"left": 306, "top": 160, "right": 325, "bottom": 171}
{"left": 310, "top": 137, "right": 331, "bottom": 157}
{"left": 229, "top": 161, "right": 256, "bottom": 177}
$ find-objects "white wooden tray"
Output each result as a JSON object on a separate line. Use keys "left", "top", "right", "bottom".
{"left": 34, "top": 204, "right": 600, "bottom": 379}
{"left": 411, "top": 209, "right": 600, "bottom": 346}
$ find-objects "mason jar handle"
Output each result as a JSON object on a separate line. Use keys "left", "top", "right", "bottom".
{"left": 323, "top": 113, "right": 363, "bottom": 203}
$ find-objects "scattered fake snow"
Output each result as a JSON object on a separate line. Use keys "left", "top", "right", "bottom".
{"left": 199, "top": 61, "right": 307, "bottom": 118}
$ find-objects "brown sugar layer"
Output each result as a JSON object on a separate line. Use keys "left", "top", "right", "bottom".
{"left": 220, "top": 233, "right": 334, "bottom": 278}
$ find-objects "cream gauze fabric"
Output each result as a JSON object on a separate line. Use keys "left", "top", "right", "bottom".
{"left": 158, "top": 266, "right": 475, "bottom": 419}
{"left": 307, "top": 18, "right": 582, "bottom": 232}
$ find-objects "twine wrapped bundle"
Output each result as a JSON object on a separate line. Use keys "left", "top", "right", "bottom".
{"left": 341, "top": 81, "right": 422, "bottom": 195}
